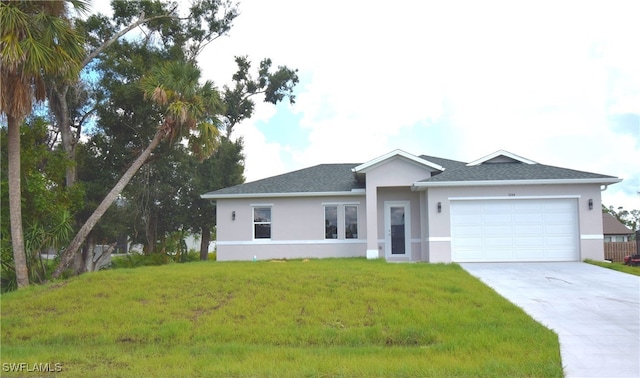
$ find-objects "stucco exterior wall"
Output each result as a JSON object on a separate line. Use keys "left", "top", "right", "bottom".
{"left": 361, "top": 157, "right": 437, "bottom": 261}
{"left": 425, "top": 183, "right": 606, "bottom": 262}
{"left": 215, "top": 195, "right": 366, "bottom": 261}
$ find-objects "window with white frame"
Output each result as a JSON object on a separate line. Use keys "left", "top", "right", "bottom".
{"left": 345, "top": 205, "right": 358, "bottom": 239}
{"left": 325, "top": 206, "right": 338, "bottom": 239}
{"left": 253, "top": 207, "right": 271, "bottom": 239}
{"left": 324, "top": 204, "right": 359, "bottom": 239}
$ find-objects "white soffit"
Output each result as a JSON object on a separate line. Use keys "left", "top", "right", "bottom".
{"left": 466, "top": 150, "right": 538, "bottom": 166}
{"left": 353, "top": 149, "right": 445, "bottom": 173}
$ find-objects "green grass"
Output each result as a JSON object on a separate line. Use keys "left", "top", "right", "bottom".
{"left": 585, "top": 259, "right": 640, "bottom": 276}
{"left": 1, "top": 259, "right": 562, "bottom": 377}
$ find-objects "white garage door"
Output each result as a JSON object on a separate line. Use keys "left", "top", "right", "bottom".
{"left": 451, "top": 198, "right": 579, "bottom": 262}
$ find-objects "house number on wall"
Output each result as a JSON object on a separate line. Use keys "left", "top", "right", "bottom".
{"left": 508, "top": 193, "right": 516, "bottom": 197}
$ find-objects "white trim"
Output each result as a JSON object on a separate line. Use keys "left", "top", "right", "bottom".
{"left": 353, "top": 149, "right": 444, "bottom": 173}
{"left": 412, "top": 177, "right": 622, "bottom": 189}
{"left": 201, "top": 191, "right": 365, "bottom": 200}
{"left": 449, "top": 195, "right": 581, "bottom": 201}
{"left": 467, "top": 150, "right": 537, "bottom": 166}
{"left": 250, "top": 203, "right": 274, "bottom": 207}
{"left": 580, "top": 234, "right": 604, "bottom": 240}
{"left": 321, "top": 201, "right": 361, "bottom": 205}
{"left": 366, "top": 249, "right": 379, "bottom": 259}
{"left": 429, "top": 237, "right": 452, "bottom": 242}
{"left": 217, "top": 239, "right": 367, "bottom": 246}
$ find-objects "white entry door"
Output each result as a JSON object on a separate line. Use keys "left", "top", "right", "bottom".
{"left": 384, "top": 201, "right": 411, "bottom": 259}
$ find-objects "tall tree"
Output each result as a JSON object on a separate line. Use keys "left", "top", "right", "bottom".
{"left": 52, "top": 61, "right": 223, "bottom": 278}
{"left": 50, "top": 0, "right": 239, "bottom": 188}
{"left": 0, "top": 0, "right": 86, "bottom": 288}
{"left": 1, "top": 118, "right": 81, "bottom": 291}
{"left": 51, "top": 1, "right": 298, "bottom": 277}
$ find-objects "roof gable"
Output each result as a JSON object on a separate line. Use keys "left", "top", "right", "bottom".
{"left": 602, "top": 213, "right": 632, "bottom": 235}
{"left": 467, "top": 150, "right": 537, "bottom": 166}
{"left": 353, "top": 149, "right": 445, "bottom": 173}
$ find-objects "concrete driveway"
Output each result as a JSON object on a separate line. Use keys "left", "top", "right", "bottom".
{"left": 460, "top": 262, "right": 640, "bottom": 378}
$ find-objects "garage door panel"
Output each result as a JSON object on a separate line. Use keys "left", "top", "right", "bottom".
{"left": 515, "top": 249, "right": 545, "bottom": 260}
{"left": 451, "top": 199, "right": 579, "bottom": 262}
{"left": 545, "top": 224, "right": 575, "bottom": 234}
{"left": 545, "top": 213, "right": 574, "bottom": 222}
{"left": 454, "top": 214, "right": 483, "bottom": 224}
{"left": 515, "top": 237, "right": 545, "bottom": 247}
{"left": 453, "top": 237, "right": 484, "bottom": 247}
{"left": 484, "top": 237, "right": 514, "bottom": 246}
{"left": 514, "top": 225, "right": 545, "bottom": 235}
{"left": 546, "top": 235, "right": 576, "bottom": 245}
{"left": 484, "top": 226, "right": 512, "bottom": 235}
{"left": 514, "top": 202, "right": 544, "bottom": 211}
{"left": 484, "top": 213, "right": 512, "bottom": 222}
{"left": 452, "top": 225, "right": 482, "bottom": 236}
{"left": 513, "top": 213, "right": 543, "bottom": 223}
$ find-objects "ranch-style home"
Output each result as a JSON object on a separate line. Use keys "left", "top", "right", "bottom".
{"left": 201, "top": 149, "right": 621, "bottom": 263}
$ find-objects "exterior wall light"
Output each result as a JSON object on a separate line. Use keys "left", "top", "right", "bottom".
{"left": 588, "top": 199, "right": 593, "bottom": 210}
{"left": 437, "top": 202, "right": 442, "bottom": 213}
{"left": 232, "top": 211, "right": 236, "bottom": 220}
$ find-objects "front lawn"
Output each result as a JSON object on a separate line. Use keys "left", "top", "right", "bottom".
{"left": 585, "top": 259, "right": 640, "bottom": 276}
{"left": 0, "top": 259, "right": 562, "bottom": 377}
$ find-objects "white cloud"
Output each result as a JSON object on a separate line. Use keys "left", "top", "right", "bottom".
{"left": 195, "top": 0, "right": 640, "bottom": 208}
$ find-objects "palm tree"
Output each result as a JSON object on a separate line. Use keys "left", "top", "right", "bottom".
{"left": 52, "top": 61, "right": 223, "bottom": 278}
{"left": 0, "top": 0, "right": 86, "bottom": 288}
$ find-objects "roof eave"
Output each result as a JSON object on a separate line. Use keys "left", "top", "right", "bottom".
{"left": 201, "top": 189, "right": 366, "bottom": 200}
{"left": 412, "top": 177, "right": 623, "bottom": 190}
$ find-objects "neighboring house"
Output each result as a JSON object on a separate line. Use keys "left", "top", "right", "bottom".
{"left": 602, "top": 213, "right": 633, "bottom": 242}
{"left": 201, "top": 149, "right": 621, "bottom": 262}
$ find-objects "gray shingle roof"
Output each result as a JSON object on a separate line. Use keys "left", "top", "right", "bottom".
{"left": 202, "top": 153, "right": 619, "bottom": 198}
{"left": 418, "top": 155, "right": 466, "bottom": 170}
{"left": 420, "top": 162, "right": 618, "bottom": 183}
{"left": 202, "top": 164, "right": 363, "bottom": 197}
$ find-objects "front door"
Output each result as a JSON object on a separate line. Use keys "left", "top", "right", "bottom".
{"left": 384, "top": 201, "right": 411, "bottom": 259}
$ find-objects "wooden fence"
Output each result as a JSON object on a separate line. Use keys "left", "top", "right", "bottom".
{"left": 604, "top": 241, "right": 638, "bottom": 262}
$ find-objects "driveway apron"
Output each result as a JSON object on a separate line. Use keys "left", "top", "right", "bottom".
{"left": 460, "top": 262, "right": 640, "bottom": 378}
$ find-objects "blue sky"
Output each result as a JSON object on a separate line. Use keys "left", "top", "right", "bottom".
{"left": 93, "top": 0, "right": 640, "bottom": 211}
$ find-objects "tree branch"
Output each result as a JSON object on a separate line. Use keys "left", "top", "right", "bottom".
{"left": 82, "top": 10, "right": 178, "bottom": 68}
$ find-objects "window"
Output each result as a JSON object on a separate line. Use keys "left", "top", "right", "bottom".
{"left": 325, "top": 206, "right": 338, "bottom": 239}
{"left": 253, "top": 207, "right": 271, "bottom": 239}
{"left": 324, "top": 204, "right": 359, "bottom": 239}
{"left": 345, "top": 205, "right": 358, "bottom": 239}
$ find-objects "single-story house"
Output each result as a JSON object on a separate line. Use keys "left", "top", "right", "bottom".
{"left": 201, "top": 149, "right": 621, "bottom": 262}
{"left": 602, "top": 213, "right": 633, "bottom": 242}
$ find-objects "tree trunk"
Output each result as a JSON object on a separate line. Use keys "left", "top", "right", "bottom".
{"left": 200, "top": 227, "right": 210, "bottom": 260}
{"left": 145, "top": 212, "right": 157, "bottom": 254}
{"left": 47, "top": 83, "right": 78, "bottom": 187}
{"left": 52, "top": 129, "right": 167, "bottom": 278}
{"left": 7, "top": 115, "right": 29, "bottom": 288}
{"left": 77, "top": 233, "right": 95, "bottom": 274}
